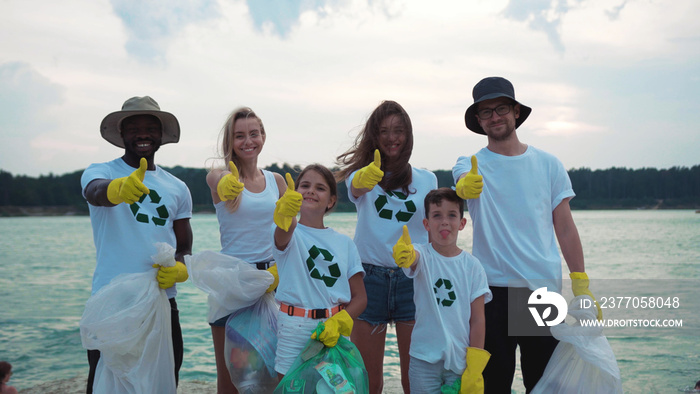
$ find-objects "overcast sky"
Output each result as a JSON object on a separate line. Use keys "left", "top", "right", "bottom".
{"left": 1, "top": 0, "right": 698, "bottom": 177}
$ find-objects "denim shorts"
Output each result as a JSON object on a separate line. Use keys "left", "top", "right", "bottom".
{"left": 409, "top": 356, "right": 460, "bottom": 393}
{"left": 357, "top": 263, "right": 415, "bottom": 325}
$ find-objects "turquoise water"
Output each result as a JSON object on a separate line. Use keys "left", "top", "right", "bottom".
{"left": 1, "top": 210, "right": 699, "bottom": 393}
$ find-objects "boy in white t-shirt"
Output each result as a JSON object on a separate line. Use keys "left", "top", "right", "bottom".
{"left": 392, "top": 187, "right": 492, "bottom": 393}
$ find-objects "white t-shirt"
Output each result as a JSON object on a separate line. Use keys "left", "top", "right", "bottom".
{"left": 215, "top": 169, "right": 279, "bottom": 263}
{"left": 272, "top": 223, "right": 365, "bottom": 310}
{"left": 452, "top": 146, "right": 575, "bottom": 292}
{"left": 81, "top": 158, "right": 192, "bottom": 298}
{"left": 405, "top": 244, "right": 491, "bottom": 374}
{"left": 347, "top": 166, "right": 438, "bottom": 267}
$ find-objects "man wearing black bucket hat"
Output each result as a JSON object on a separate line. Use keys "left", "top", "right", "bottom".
{"left": 80, "top": 96, "right": 193, "bottom": 393}
{"left": 452, "top": 77, "right": 601, "bottom": 393}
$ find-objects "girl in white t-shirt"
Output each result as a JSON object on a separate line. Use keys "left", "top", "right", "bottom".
{"left": 205, "top": 107, "right": 286, "bottom": 393}
{"left": 335, "top": 100, "right": 438, "bottom": 392}
{"left": 272, "top": 164, "right": 367, "bottom": 377}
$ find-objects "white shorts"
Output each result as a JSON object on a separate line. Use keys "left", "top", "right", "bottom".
{"left": 274, "top": 311, "right": 326, "bottom": 375}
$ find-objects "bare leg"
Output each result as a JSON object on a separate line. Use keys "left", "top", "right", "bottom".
{"left": 211, "top": 325, "right": 239, "bottom": 394}
{"left": 352, "top": 320, "right": 387, "bottom": 394}
{"left": 396, "top": 320, "right": 414, "bottom": 394}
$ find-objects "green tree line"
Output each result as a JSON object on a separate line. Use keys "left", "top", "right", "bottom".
{"left": 1, "top": 165, "right": 698, "bottom": 215}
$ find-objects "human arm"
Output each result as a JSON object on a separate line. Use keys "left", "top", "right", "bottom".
{"left": 273, "top": 173, "right": 302, "bottom": 250}
{"left": 553, "top": 199, "right": 602, "bottom": 319}
{"left": 273, "top": 172, "right": 287, "bottom": 198}
{"left": 206, "top": 161, "right": 244, "bottom": 204}
{"left": 313, "top": 272, "right": 367, "bottom": 347}
{"left": 469, "top": 294, "right": 486, "bottom": 349}
{"left": 350, "top": 149, "right": 384, "bottom": 199}
{"left": 153, "top": 218, "right": 192, "bottom": 289}
{"left": 460, "top": 294, "right": 489, "bottom": 394}
{"left": 84, "top": 158, "right": 149, "bottom": 207}
{"left": 454, "top": 155, "right": 483, "bottom": 200}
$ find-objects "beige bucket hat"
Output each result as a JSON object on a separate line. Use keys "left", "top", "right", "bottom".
{"left": 100, "top": 96, "right": 180, "bottom": 148}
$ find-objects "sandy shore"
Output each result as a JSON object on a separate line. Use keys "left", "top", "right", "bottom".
{"left": 18, "top": 376, "right": 217, "bottom": 394}
{"left": 19, "top": 375, "right": 403, "bottom": 393}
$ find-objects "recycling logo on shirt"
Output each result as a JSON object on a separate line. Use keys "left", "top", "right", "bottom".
{"left": 129, "top": 189, "right": 169, "bottom": 227}
{"left": 374, "top": 191, "right": 416, "bottom": 222}
{"left": 306, "top": 245, "right": 341, "bottom": 287}
{"left": 434, "top": 278, "right": 457, "bottom": 307}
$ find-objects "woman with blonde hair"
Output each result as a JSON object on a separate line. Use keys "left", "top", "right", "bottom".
{"left": 336, "top": 100, "right": 438, "bottom": 393}
{"left": 205, "top": 107, "right": 286, "bottom": 393}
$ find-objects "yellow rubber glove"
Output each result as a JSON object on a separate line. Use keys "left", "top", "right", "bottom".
{"left": 273, "top": 173, "right": 302, "bottom": 232}
{"left": 570, "top": 272, "right": 603, "bottom": 320}
{"left": 460, "top": 347, "right": 490, "bottom": 394}
{"left": 107, "top": 157, "right": 150, "bottom": 205}
{"left": 456, "top": 156, "right": 483, "bottom": 200}
{"left": 217, "top": 161, "right": 245, "bottom": 201}
{"left": 351, "top": 149, "right": 384, "bottom": 190}
{"left": 392, "top": 225, "right": 416, "bottom": 268}
{"left": 266, "top": 264, "right": 279, "bottom": 293}
{"left": 311, "top": 309, "right": 353, "bottom": 347}
{"left": 152, "top": 261, "right": 189, "bottom": 289}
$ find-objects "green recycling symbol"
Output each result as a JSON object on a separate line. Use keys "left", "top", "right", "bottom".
{"left": 130, "top": 189, "right": 170, "bottom": 227}
{"left": 306, "top": 245, "right": 341, "bottom": 287}
{"left": 434, "top": 278, "right": 457, "bottom": 307}
{"left": 374, "top": 191, "right": 416, "bottom": 222}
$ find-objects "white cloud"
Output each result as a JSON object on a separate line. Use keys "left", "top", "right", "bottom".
{"left": 0, "top": 0, "right": 697, "bottom": 177}
{"left": 109, "top": 0, "right": 220, "bottom": 62}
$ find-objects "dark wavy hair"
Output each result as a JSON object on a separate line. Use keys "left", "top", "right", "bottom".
{"left": 0, "top": 361, "right": 12, "bottom": 381}
{"left": 335, "top": 100, "right": 414, "bottom": 194}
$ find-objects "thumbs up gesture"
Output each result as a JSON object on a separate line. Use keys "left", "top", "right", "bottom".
{"left": 392, "top": 225, "right": 416, "bottom": 268}
{"left": 352, "top": 149, "right": 384, "bottom": 190}
{"left": 217, "top": 161, "right": 245, "bottom": 201}
{"left": 107, "top": 157, "right": 150, "bottom": 205}
{"left": 274, "top": 173, "right": 303, "bottom": 231}
{"left": 456, "top": 155, "right": 483, "bottom": 200}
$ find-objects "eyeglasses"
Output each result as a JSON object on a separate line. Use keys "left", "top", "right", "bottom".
{"left": 476, "top": 104, "right": 512, "bottom": 120}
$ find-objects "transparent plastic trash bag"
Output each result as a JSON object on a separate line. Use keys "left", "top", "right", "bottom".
{"left": 275, "top": 322, "right": 369, "bottom": 394}
{"left": 531, "top": 295, "right": 623, "bottom": 394}
{"left": 184, "top": 250, "right": 274, "bottom": 323}
{"left": 224, "top": 292, "right": 279, "bottom": 393}
{"left": 79, "top": 243, "right": 177, "bottom": 393}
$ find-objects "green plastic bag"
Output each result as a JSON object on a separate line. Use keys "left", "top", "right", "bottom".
{"left": 275, "top": 322, "right": 369, "bottom": 394}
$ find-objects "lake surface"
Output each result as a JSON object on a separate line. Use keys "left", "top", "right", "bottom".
{"left": 1, "top": 210, "right": 699, "bottom": 393}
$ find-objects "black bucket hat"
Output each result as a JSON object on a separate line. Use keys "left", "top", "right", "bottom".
{"left": 464, "top": 77, "right": 532, "bottom": 135}
{"left": 100, "top": 96, "right": 180, "bottom": 148}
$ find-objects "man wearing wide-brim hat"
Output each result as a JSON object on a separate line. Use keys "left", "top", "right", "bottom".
{"left": 80, "top": 96, "right": 193, "bottom": 393}
{"left": 451, "top": 77, "right": 602, "bottom": 393}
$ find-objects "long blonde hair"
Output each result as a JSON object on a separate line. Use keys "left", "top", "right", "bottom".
{"left": 216, "top": 107, "right": 265, "bottom": 212}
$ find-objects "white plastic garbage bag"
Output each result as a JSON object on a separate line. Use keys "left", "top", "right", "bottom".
{"left": 531, "top": 295, "right": 623, "bottom": 394}
{"left": 225, "top": 292, "right": 279, "bottom": 393}
{"left": 80, "top": 242, "right": 177, "bottom": 393}
{"left": 184, "top": 250, "right": 274, "bottom": 323}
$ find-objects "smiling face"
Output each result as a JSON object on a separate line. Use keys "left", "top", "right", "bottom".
{"left": 296, "top": 168, "right": 337, "bottom": 216}
{"left": 232, "top": 116, "right": 265, "bottom": 161}
{"left": 476, "top": 97, "right": 520, "bottom": 142}
{"left": 423, "top": 199, "right": 467, "bottom": 249}
{"left": 377, "top": 114, "right": 407, "bottom": 161}
{"left": 120, "top": 115, "right": 163, "bottom": 160}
